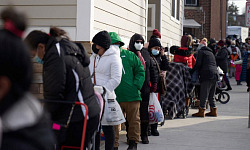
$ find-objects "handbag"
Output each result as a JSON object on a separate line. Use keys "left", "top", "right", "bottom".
{"left": 152, "top": 57, "right": 167, "bottom": 96}
{"left": 101, "top": 89, "right": 125, "bottom": 126}
{"left": 148, "top": 93, "right": 164, "bottom": 124}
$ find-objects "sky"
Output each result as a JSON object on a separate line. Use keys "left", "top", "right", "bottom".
{"left": 228, "top": 0, "right": 246, "bottom": 15}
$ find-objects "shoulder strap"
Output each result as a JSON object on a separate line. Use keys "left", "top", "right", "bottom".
{"left": 152, "top": 56, "right": 161, "bottom": 73}
{"left": 93, "top": 56, "right": 97, "bottom": 85}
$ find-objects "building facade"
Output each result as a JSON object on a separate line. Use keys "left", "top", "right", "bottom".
{"left": 184, "top": 0, "right": 228, "bottom": 41}
{"left": 0, "top": 0, "right": 183, "bottom": 98}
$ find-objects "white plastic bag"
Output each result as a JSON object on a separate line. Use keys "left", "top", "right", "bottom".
{"left": 148, "top": 93, "right": 164, "bottom": 124}
{"left": 101, "top": 89, "right": 125, "bottom": 126}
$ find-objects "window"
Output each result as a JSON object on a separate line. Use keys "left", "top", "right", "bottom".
{"left": 171, "top": 0, "right": 180, "bottom": 20}
{"left": 148, "top": 4, "right": 156, "bottom": 31}
{"left": 185, "top": 0, "right": 198, "bottom": 6}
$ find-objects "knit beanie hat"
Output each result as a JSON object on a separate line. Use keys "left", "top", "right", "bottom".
{"left": 209, "top": 38, "right": 216, "bottom": 45}
{"left": 153, "top": 29, "right": 161, "bottom": 38}
{"left": 92, "top": 30, "right": 111, "bottom": 50}
{"left": 217, "top": 40, "right": 225, "bottom": 47}
{"left": 148, "top": 38, "right": 161, "bottom": 50}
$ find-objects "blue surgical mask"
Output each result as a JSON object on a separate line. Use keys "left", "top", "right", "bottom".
{"left": 152, "top": 49, "right": 159, "bottom": 56}
{"left": 35, "top": 56, "right": 44, "bottom": 64}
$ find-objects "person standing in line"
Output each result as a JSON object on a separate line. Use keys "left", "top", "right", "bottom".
{"left": 128, "top": 33, "right": 158, "bottom": 144}
{"left": 228, "top": 40, "right": 242, "bottom": 79}
{"left": 240, "top": 45, "right": 250, "bottom": 92}
{"left": 0, "top": 7, "right": 56, "bottom": 149}
{"left": 89, "top": 31, "right": 122, "bottom": 150}
{"left": 147, "top": 37, "right": 169, "bottom": 136}
{"left": 109, "top": 32, "right": 145, "bottom": 150}
{"left": 191, "top": 44, "right": 218, "bottom": 117}
{"left": 215, "top": 40, "right": 232, "bottom": 91}
{"left": 25, "top": 27, "right": 101, "bottom": 149}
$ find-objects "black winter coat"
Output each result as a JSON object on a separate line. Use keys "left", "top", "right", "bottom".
{"left": 140, "top": 48, "right": 158, "bottom": 97}
{"left": 191, "top": 46, "right": 218, "bottom": 82}
{"left": 215, "top": 47, "right": 228, "bottom": 73}
{"left": 43, "top": 37, "right": 100, "bottom": 123}
{"left": 151, "top": 54, "right": 169, "bottom": 92}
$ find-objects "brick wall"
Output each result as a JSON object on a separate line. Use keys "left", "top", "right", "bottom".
{"left": 185, "top": 0, "right": 227, "bottom": 41}
{"left": 31, "top": 60, "right": 44, "bottom": 99}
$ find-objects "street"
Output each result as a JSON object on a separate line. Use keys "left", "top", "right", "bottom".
{"left": 104, "top": 79, "right": 250, "bottom": 150}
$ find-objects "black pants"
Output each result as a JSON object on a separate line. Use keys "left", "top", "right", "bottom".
{"left": 247, "top": 69, "right": 250, "bottom": 87}
{"left": 95, "top": 125, "right": 114, "bottom": 150}
{"left": 55, "top": 114, "right": 99, "bottom": 150}
{"left": 140, "top": 93, "right": 150, "bottom": 121}
{"left": 199, "top": 79, "right": 217, "bottom": 109}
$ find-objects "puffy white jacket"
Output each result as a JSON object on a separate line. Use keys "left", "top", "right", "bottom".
{"left": 89, "top": 45, "right": 122, "bottom": 98}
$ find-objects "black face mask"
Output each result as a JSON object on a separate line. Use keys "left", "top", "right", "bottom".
{"left": 92, "top": 44, "right": 99, "bottom": 54}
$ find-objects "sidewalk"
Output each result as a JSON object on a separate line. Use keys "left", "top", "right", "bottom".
{"left": 101, "top": 79, "right": 250, "bottom": 150}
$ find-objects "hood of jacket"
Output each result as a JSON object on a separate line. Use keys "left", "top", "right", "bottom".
{"left": 200, "top": 46, "right": 213, "bottom": 53}
{"left": 129, "top": 33, "right": 145, "bottom": 54}
{"left": 45, "top": 37, "right": 90, "bottom": 67}
{"left": 102, "top": 44, "right": 121, "bottom": 57}
{"left": 109, "top": 32, "right": 124, "bottom": 47}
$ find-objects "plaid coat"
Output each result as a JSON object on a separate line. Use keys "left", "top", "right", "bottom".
{"left": 162, "top": 62, "right": 194, "bottom": 118}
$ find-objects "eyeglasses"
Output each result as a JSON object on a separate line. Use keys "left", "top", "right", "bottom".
{"left": 135, "top": 41, "right": 143, "bottom": 44}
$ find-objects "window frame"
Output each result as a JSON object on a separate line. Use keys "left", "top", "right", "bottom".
{"left": 184, "top": 0, "right": 198, "bottom": 6}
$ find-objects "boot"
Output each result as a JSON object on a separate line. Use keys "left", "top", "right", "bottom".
{"left": 225, "top": 82, "right": 232, "bottom": 91}
{"left": 151, "top": 123, "right": 159, "bottom": 136}
{"left": 192, "top": 107, "right": 205, "bottom": 117}
{"left": 141, "top": 122, "right": 149, "bottom": 144}
{"left": 237, "top": 80, "right": 242, "bottom": 85}
{"left": 205, "top": 107, "right": 217, "bottom": 117}
{"left": 127, "top": 140, "right": 137, "bottom": 150}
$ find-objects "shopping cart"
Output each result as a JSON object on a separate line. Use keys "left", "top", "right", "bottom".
{"left": 40, "top": 100, "right": 88, "bottom": 150}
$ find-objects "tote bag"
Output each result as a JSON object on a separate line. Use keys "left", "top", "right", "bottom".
{"left": 148, "top": 93, "right": 164, "bottom": 124}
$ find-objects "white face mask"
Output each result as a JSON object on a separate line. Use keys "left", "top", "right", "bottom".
{"left": 134, "top": 42, "right": 144, "bottom": 51}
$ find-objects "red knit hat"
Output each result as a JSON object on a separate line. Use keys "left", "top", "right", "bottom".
{"left": 153, "top": 29, "right": 161, "bottom": 38}
{"left": 217, "top": 40, "right": 225, "bottom": 47}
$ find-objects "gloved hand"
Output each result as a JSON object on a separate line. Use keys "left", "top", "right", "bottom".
{"left": 150, "top": 83, "right": 157, "bottom": 93}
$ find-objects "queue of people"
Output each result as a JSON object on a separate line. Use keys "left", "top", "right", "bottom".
{"left": 1, "top": 6, "right": 250, "bottom": 150}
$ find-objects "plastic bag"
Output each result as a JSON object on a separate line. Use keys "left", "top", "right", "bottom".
{"left": 148, "top": 93, "right": 164, "bottom": 124}
{"left": 101, "top": 89, "right": 125, "bottom": 126}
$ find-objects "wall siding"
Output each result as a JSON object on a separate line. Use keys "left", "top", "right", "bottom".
{"left": 161, "top": 0, "right": 183, "bottom": 47}
{"left": 0, "top": 0, "right": 77, "bottom": 27}
{"left": 93, "top": 0, "right": 147, "bottom": 46}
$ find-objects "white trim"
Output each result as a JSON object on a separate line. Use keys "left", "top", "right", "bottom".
{"left": 72, "top": 69, "right": 88, "bottom": 119}
{"left": 76, "top": 0, "right": 94, "bottom": 41}
{"left": 171, "top": 16, "right": 180, "bottom": 24}
{"left": 147, "top": 4, "right": 156, "bottom": 31}
{"left": 55, "top": 43, "right": 61, "bottom": 56}
{"left": 160, "top": 0, "right": 162, "bottom": 33}
{"left": 145, "top": 0, "right": 148, "bottom": 41}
